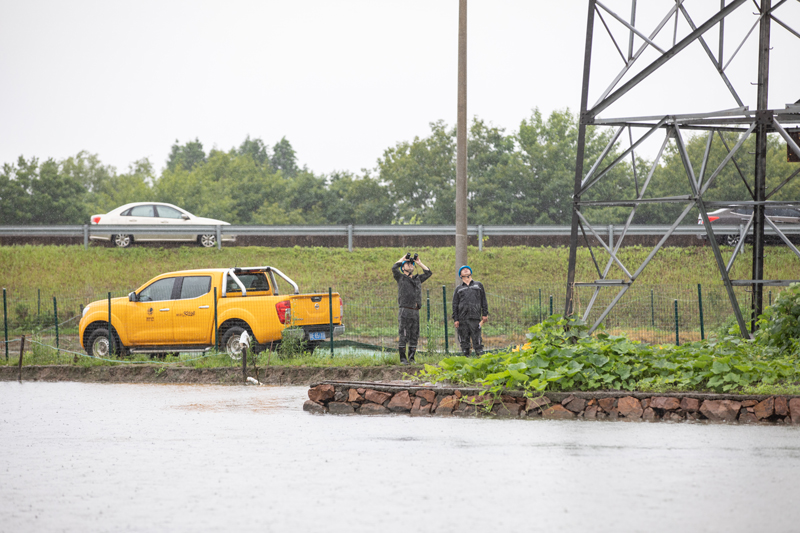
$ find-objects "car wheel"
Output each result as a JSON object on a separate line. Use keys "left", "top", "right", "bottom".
{"left": 199, "top": 234, "right": 216, "bottom": 248}
{"left": 221, "top": 326, "right": 249, "bottom": 359}
{"left": 724, "top": 233, "right": 741, "bottom": 247}
{"left": 113, "top": 234, "right": 133, "bottom": 248}
{"left": 86, "top": 328, "right": 120, "bottom": 358}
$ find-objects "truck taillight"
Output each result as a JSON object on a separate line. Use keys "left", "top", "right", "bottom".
{"left": 339, "top": 297, "right": 343, "bottom": 320}
{"left": 276, "top": 300, "right": 291, "bottom": 324}
{"left": 91, "top": 216, "right": 101, "bottom": 224}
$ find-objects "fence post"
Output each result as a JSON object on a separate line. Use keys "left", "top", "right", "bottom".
{"left": 107, "top": 292, "right": 113, "bottom": 356}
{"left": 442, "top": 285, "right": 449, "bottom": 354}
{"left": 18, "top": 335, "right": 26, "bottom": 381}
{"left": 697, "top": 284, "right": 705, "bottom": 341}
{"left": 674, "top": 299, "right": 679, "bottom": 346}
{"left": 53, "top": 296, "right": 59, "bottom": 351}
{"left": 769, "top": 290, "right": 772, "bottom": 307}
{"left": 214, "top": 287, "right": 218, "bottom": 350}
{"left": 549, "top": 295, "right": 553, "bottom": 317}
{"left": 3, "top": 288, "right": 7, "bottom": 361}
{"left": 38, "top": 288, "right": 41, "bottom": 319}
{"left": 426, "top": 289, "right": 430, "bottom": 347}
{"left": 329, "top": 287, "right": 334, "bottom": 356}
{"left": 347, "top": 225, "right": 353, "bottom": 252}
{"left": 539, "top": 288, "right": 542, "bottom": 323}
{"left": 478, "top": 224, "right": 484, "bottom": 251}
{"left": 650, "top": 289, "right": 654, "bottom": 327}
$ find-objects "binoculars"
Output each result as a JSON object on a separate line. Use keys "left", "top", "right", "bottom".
{"left": 405, "top": 252, "right": 418, "bottom": 261}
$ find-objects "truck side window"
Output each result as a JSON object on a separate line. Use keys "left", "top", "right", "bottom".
{"left": 138, "top": 278, "right": 176, "bottom": 302}
{"left": 180, "top": 276, "right": 211, "bottom": 299}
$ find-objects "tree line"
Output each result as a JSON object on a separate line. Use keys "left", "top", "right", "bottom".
{"left": 1, "top": 108, "right": 796, "bottom": 226}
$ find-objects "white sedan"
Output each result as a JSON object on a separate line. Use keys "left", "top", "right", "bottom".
{"left": 89, "top": 202, "right": 236, "bottom": 248}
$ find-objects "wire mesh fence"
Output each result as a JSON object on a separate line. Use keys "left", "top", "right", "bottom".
{"left": 1, "top": 282, "right": 786, "bottom": 363}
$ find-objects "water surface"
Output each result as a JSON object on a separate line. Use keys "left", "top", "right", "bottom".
{"left": 2, "top": 382, "right": 799, "bottom": 532}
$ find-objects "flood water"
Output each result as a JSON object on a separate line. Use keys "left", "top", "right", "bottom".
{"left": 2, "top": 382, "right": 800, "bottom": 533}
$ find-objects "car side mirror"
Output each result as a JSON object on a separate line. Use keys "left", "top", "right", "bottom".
{"left": 128, "top": 291, "right": 138, "bottom": 302}
{"left": 181, "top": 214, "right": 190, "bottom": 220}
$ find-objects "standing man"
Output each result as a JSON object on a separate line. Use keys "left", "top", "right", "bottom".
{"left": 392, "top": 253, "right": 432, "bottom": 365}
{"left": 452, "top": 265, "right": 489, "bottom": 357}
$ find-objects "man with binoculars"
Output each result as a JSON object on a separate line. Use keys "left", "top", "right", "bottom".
{"left": 391, "top": 252, "right": 432, "bottom": 365}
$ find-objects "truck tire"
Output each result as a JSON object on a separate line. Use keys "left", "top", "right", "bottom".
{"left": 86, "top": 327, "right": 122, "bottom": 358}
{"left": 222, "top": 326, "right": 249, "bottom": 359}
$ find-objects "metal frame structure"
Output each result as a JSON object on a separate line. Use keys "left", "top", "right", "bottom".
{"left": 565, "top": 0, "right": 800, "bottom": 338}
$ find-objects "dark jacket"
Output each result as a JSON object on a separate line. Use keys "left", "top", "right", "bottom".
{"left": 452, "top": 280, "right": 489, "bottom": 321}
{"left": 392, "top": 262, "right": 432, "bottom": 309}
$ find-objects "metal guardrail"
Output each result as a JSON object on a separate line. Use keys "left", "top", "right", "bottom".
{"left": 0, "top": 223, "right": 798, "bottom": 250}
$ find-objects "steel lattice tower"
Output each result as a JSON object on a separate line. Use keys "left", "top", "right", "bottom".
{"left": 565, "top": 0, "right": 800, "bottom": 337}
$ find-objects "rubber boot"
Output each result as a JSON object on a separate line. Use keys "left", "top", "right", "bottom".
{"left": 408, "top": 348, "right": 416, "bottom": 364}
{"left": 399, "top": 347, "right": 408, "bottom": 365}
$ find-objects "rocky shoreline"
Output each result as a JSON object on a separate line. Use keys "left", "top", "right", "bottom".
{"left": 304, "top": 381, "right": 800, "bottom": 424}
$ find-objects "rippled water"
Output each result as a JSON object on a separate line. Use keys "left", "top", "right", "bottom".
{"left": 2, "top": 382, "right": 799, "bottom": 533}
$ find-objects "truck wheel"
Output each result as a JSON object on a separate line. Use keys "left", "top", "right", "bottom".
{"left": 86, "top": 328, "right": 120, "bottom": 358}
{"left": 113, "top": 234, "right": 133, "bottom": 248}
{"left": 198, "top": 234, "right": 217, "bottom": 248}
{"left": 222, "top": 326, "right": 248, "bottom": 359}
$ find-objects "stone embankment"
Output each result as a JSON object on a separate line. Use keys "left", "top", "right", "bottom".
{"left": 304, "top": 381, "right": 800, "bottom": 424}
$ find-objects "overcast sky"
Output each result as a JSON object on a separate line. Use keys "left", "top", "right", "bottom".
{"left": 1, "top": 0, "right": 797, "bottom": 176}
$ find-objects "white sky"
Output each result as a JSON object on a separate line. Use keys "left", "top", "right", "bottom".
{"left": 1, "top": 0, "right": 797, "bottom": 176}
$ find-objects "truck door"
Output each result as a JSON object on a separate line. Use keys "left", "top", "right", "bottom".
{"left": 170, "top": 276, "right": 214, "bottom": 344}
{"left": 128, "top": 277, "right": 176, "bottom": 344}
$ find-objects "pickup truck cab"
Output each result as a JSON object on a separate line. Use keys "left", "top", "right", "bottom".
{"left": 79, "top": 266, "right": 344, "bottom": 358}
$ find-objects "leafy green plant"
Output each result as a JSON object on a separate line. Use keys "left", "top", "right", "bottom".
{"left": 417, "top": 315, "right": 800, "bottom": 395}
{"left": 756, "top": 282, "right": 800, "bottom": 353}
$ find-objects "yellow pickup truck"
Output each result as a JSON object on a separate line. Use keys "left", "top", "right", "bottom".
{"left": 79, "top": 266, "right": 344, "bottom": 358}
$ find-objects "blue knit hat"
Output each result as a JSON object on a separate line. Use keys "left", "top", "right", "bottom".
{"left": 458, "top": 265, "right": 472, "bottom": 276}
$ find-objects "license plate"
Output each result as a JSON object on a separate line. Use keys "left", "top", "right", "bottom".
{"left": 309, "top": 332, "right": 327, "bottom": 341}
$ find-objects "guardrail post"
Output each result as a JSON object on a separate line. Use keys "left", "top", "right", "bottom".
{"left": 53, "top": 296, "right": 59, "bottom": 351}
{"left": 697, "top": 284, "right": 705, "bottom": 341}
{"left": 608, "top": 224, "right": 614, "bottom": 249}
{"left": 674, "top": 299, "right": 679, "bottom": 346}
{"left": 3, "top": 288, "right": 7, "bottom": 361}
{"left": 739, "top": 223, "right": 744, "bottom": 244}
{"left": 478, "top": 225, "right": 484, "bottom": 251}
{"left": 216, "top": 225, "right": 222, "bottom": 250}
{"left": 329, "top": 287, "right": 334, "bottom": 356}
{"left": 347, "top": 225, "right": 353, "bottom": 252}
{"left": 83, "top": 224, "right": 89, "bottom": 250}
{"left": 442, "top": 285, "right": 449, "bottom": 354}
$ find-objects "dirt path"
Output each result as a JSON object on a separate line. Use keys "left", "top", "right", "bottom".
{"left": 0, "top": 365, "right": 415, "bottom": 385}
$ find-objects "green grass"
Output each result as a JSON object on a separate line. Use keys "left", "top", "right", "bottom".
{"left": 1, "top": 243, "right": 798, "bottom": 296}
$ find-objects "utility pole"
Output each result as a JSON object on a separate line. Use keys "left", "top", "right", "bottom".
{"left": 455, "top": 0, "right": 468, "bottom": 284}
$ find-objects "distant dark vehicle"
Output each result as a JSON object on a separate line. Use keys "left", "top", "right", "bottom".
{"left": 698, "top": 207, "right": 800, "bottom": 246}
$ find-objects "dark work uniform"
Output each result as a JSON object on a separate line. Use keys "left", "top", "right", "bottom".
{"left": 452, "top": 280, "right": 489, "bottom": 356}
{"left": 392, "top": 262, "right": 432, "bottom": 363}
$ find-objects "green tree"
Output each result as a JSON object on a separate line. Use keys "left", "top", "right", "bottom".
{"left": 238, "top": 136, "right": 271, "bottom": 169}
{"left": 166, "top": 138, "right": 207, "bottom": 172}
{"left": 272, "top": 137, "right": 298, "bottom": 177}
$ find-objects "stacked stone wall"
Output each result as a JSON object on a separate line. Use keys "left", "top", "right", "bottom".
{"left": 304, "top": 381, "right": 800, "bottom": 424}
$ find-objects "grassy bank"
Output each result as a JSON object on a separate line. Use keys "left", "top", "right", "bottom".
{"left": 2, "top": 243, "right": 798, "bottom": 295}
